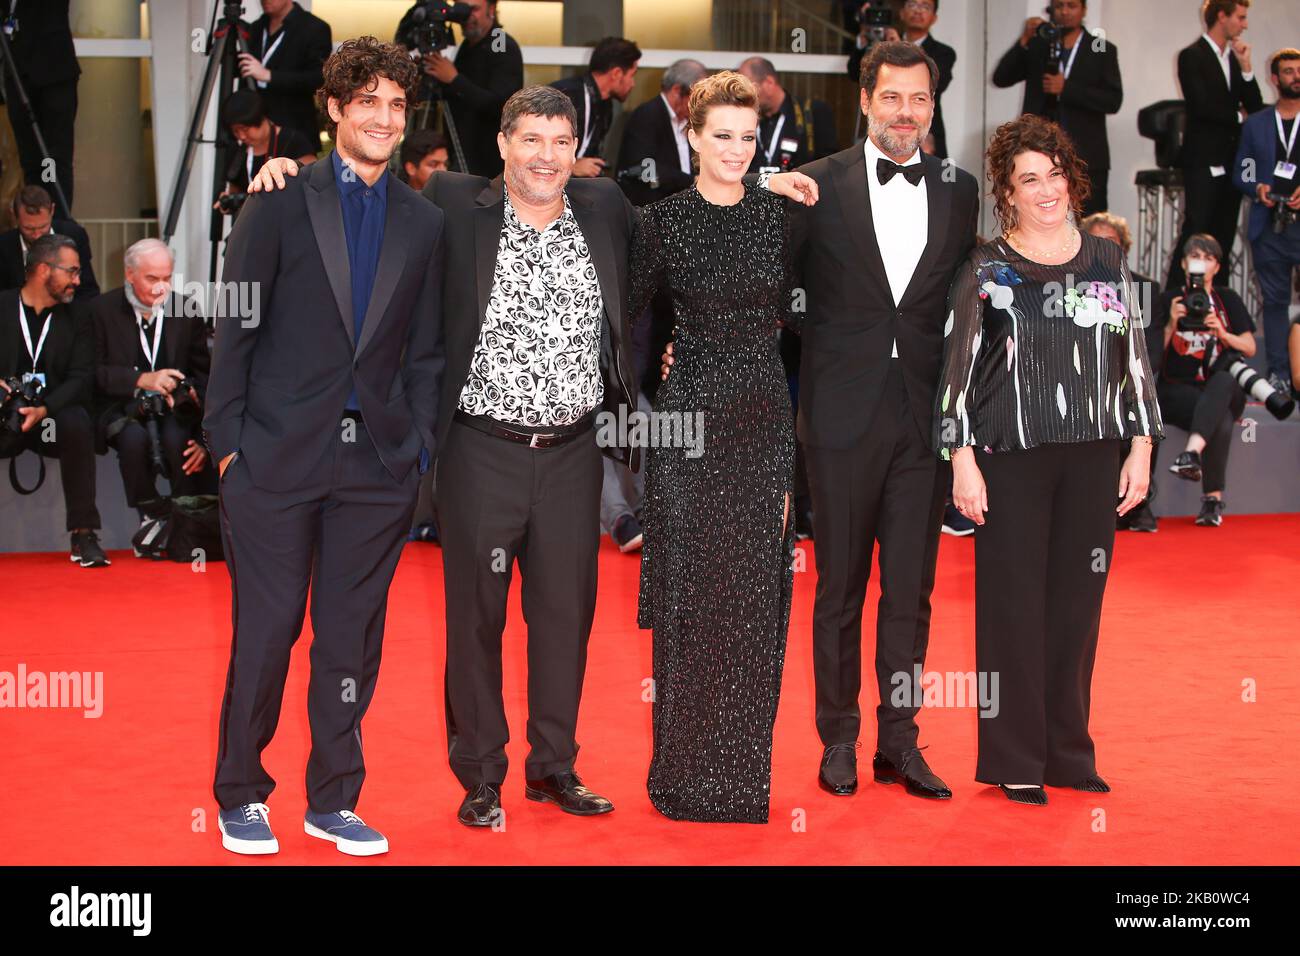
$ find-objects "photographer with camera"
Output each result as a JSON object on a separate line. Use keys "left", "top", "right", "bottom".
{"left": 0, "top": 234, "right": 106, "bottom": 566}
{"left": 89, "top": 239, "right": 214, "bottom": 549}
{"left": 1232, "top": 47, "right": 1300, "bottom": 396}
{"left": 237, "top": 0, "right": 332, "bottom": 143}
{"left": 400, "top": 0, "right": 523, "bottom": 177}
{"left": 993, "top": 0, "right": 1122, "bottom": 214}
{"left": 551, "top": 37, "right": 641, "bottom": 179}
{"left": 847, "top": 2, "right": 955, "bottom": 158}
{"left": 1157, "top": 234, "right": 1258, "bottom": 526}
{"left": 215, "top": 90, "right": 319, "bottom": 218}
{"left": 0, "top": 186, "right": 98, "bottom": 301}
{"left": 740, "top": 56, "right": 840, "bottom": 174}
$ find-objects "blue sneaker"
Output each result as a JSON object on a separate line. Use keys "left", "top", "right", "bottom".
{"left": 304, "top": 809, "right": 389, "bottom": 856}
{"left": 217, "top": 803, "right": 279, "bottom": 855}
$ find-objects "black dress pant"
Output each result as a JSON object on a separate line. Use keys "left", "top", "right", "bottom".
{"left": 804, "top": 362, "right": 947, "bottom": 758}
{"left": 107, "top": 416, "right": 214, "bottom": 510}
{"left": 0, "top": 404, "right": 99, "bottom": 530}
{"left": 4, "top": 77, "right": 77, "bottom": 216}
{"left": 436, "top": 419, "right": 603, "bottom": 788}
{"left": 1167, "top": 166, "right": 1242, "bottom": 289}
{"left": 1157, "top": 372, "right": 1246, "bottom": 494}
{"left": 973, "top": 438, "right": 1123, "bottom": 786}
{"left": 212, "top": 422, "right": 418, "bottom": 812}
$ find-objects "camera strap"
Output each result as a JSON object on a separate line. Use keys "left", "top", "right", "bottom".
{"left": 17, "top": 298, "right": 51, "bottom": 373}
{"left": 246, "top": 125, "right": 279, "bottom": 184}
{"left": 137, "top": 312, "right": 164, "bottom": 371}
{"left": 8, "top": 453, "right": 45, "bottom": 496}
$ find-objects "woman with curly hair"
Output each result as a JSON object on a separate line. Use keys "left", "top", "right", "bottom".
{"left": 933, "top": 114, "right": 1163, "bottom": 805}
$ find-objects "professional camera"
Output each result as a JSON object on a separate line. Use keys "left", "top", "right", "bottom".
{"left": 1267, "top": 190, "right": 1298, "bottom": 234}
{"left": 398, "top": 0, "right": 472, "bottom": 55}
{"left": 858, "top": 3, "right": 894, "bottom": 45}
{"left": 1211, "top": 350, "right": 1297, "bottom": 420}
{"left": 169, "top": 377, "right": 202, "bottom": 428}
{"left": 0, "top": 374, "right": 45, "bottom": 434}
{"left": 217, "top": 191, "right": 248, "bottom": 215}
{"left": 1181, "top": 259, "right": 1213, "bottom": 332}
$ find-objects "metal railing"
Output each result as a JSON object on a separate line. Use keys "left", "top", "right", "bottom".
{"left": 80, "top": 218, "right": 160, "bottom": 291}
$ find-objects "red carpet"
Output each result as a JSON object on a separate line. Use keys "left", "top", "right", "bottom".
{"left": 3, "top": 515, "right": 1298, "bottom": 866}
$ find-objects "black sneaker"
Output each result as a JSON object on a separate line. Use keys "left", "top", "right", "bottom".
{"left": 70, "top": 531, "right": 111, "bottom": 568}
{"left": 794, "top": 509, "right": 814, "bottom": 540}
{"left": 612, "top": 513, "right": 643, "bottom": 553}
{"left": 1169, "top": 450, "right": 1202, "bottom": 482}
{"left": 941, "top": 502, "right": 976, "bottom": 537}
{"left": 1125, "top": 501, "right": 1158, "bottom": 532}
{"left": 1195, "top": 496, "right": 1225, "bottom": 527}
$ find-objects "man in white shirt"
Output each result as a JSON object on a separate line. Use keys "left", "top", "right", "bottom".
{"left": 615, "top": 59, "right": 707, "bottom": 207}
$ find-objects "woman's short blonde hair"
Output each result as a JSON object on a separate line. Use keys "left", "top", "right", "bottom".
{"left": 686, "top": 70, "right": 758, "bottom": 136}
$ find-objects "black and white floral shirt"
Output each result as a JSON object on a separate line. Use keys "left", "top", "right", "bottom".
{"left": 458, "top": 189, "right": 604, "bottom": 427}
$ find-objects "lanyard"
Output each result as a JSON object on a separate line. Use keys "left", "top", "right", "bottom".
{"left": 137, "top": 313, "right": 164, "bottom": 371}
{"left": 760, "top": 113, "right": 787, "bottom": 165}
{"left": 582, "top": 81, "right": 595, "bottom": 157}
{"left": 262, "top": 27, "right": 286, "bottom": 66}
{"left": 1061, "top": 35, "right": 1082, "bottom": 79}
{"left": 1276, "top": 110, "right": 1299, "bottom": 162}
{"left": 246, "top": 126, "right": 280, "bottom": 183}
{"left": 17, "top": 297, "right": 51, "bottom": 372}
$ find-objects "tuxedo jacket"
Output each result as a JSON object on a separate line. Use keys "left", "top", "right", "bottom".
{"left": 616, "top": 95, "right": 694, "bottom": 207}
{"left": 203, "top": 154, "right": 445, "bottom": 492}
{"left": 993, "top": 30, "right": 1123, "bottom": 171}
{"left": 0, "top": 220, "right": 100, "bottom": 301}
{"left": 88, "top": 286, "right": 211, "bottom": 451}
{"left": 1177, "top": 37, "right": 1264, "bottom": 168}
{"left": 421, "top": 171, "right": 641, "bottom": 470}
{"left": 784, "top": 146, "right": 980, "bottom": 449}
{"left": 0, "top": 287, "right": 91, "bottom": 416}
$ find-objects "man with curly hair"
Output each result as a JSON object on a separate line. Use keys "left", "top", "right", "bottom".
{"left": 204, "top": 37, "right": 446, "bottom": 857}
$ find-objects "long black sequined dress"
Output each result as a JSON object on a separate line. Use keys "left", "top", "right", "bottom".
{"left": 629, "top": 182, "right": 797, "bottom": 823}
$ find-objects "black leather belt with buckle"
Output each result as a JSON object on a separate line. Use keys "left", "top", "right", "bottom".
{"left": 454, "top": 409, "right": 593, "bottom": 449}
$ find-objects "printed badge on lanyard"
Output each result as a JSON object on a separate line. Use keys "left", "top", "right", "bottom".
{"left": 18, "top": 298, "right": 50, "bottom": 388}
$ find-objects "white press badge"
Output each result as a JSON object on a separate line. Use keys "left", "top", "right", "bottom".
{"left": 1274, "top": 111, "right": 1298, "bottom": 180}
{"left": 779, "top": 136, "right": 799, "bottom": 155}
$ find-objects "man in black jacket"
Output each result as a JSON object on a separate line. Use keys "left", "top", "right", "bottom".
{"left": 2, "top": 0, "right": 79, "bottom": 217}
{"left": 0, "top": 186, "right": 98, "bottom": 300}
{"left": 615, "top": 58, "right": 708, "bottom": 207}
{"left": 993, "top": 0, "right": 1122, "bottom": 214}
{"left": 551, "top": 36, "right": 641, "bottom": 178}
{"left": 0, "top": 234, "right": 106, "bottom": 566}
{"left": 413, "top": 0, "right": 524, "bottom": 177}
{"left": 90, "top": 239, "right": 214, "bottom": 532}
{"left": 237, "top": 0, "right": 332, "bottom": 142}
{"left": 847, "top": 0, "right": 956, "bottom": 159}
{"left": 1167, "top": 0, "right": 1263, "bottom": 288}
{"left": 740, "top": 56, "right": 840, "bottom": 174}
{"left": 203, "top": 39, "right": 444, "bottom": 857}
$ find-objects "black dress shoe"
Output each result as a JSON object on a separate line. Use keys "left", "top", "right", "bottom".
{"left": 997, "top": 784, "right": 1048, "bottom": 805}
{"left": 458, "top": 783, "right": 502, "bottom": 827}
{"left": 818, "top": 742, "right": 859, "bottom": 795}
{"left": 1070, "top": 773, "right": 1111, "bottom": 792}
{"left": 873, "top": 747, "right": 952, "bottom": 799}
{"left": 524, "top": 771, "right": 613, "bottom": 815}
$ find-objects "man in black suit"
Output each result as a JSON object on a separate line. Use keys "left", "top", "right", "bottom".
{"left": 993, "top": 0, "right": 1122, "bottom": 214}
{"left": 739, "top": 57, "right": 840, "bottom": 174}
{"left": 411, "top": 0, "right": 524, "bottom": 178}
{"left": 0, "top": 234, "right": 107, "bottom": 567}
{"left": 424, "top": 86, "right": 639, "bottom": 827}
{"left": 90, "top": 239, "right": 214, "bottom": 533}
{"left": 615, "top": 58, "right": 708, "bottom": 207}
{"left": 238, "top": 0, "right": 332, "bottom": 142}
{"left": 1168, "top": 0, "right": 1264, "bottom": 288}
{"left": 847, "top": 0, "right": 956, "bottom": 159}
{"left": 203, "top": 38, "right": 444, "bottom": 857}
{"left": 0, "top": 186, "right": 98, "bottom": 300}
{"left": 2, "top": 0, "right": 79, "bottom": 216}
{"left": 551, "top": 37, "right": 641, "bottom": 179}
{"left": 752, "top": 42, "right": 980, "bottom": 800}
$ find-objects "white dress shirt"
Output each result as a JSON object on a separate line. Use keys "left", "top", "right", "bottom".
{"left": 1201, "top": 33, "right": 1253, "bottom": 88}
{"left": 661, "top": 92, "right": 692, "bottom": 175}
{"left": 864, "top": 137, "right": 928, "bottom": 359}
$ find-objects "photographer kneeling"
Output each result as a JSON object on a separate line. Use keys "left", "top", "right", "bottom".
{"left": 1157, "top": 234, "right": 1256, "bottom": 527}
{"left": 0, "top": 234, "right": 107, "bottom": 566}
{"left": 90, "top": 239, "right": 215, "bottom": 554}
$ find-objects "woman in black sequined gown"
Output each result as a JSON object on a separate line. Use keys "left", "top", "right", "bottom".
{"left": 628, "top": 73, "right": 815, "bottom": 823}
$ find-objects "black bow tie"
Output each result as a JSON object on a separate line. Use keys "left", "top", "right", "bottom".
{"left": 877, "top": 158, "right": 925, "bottom": 186}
